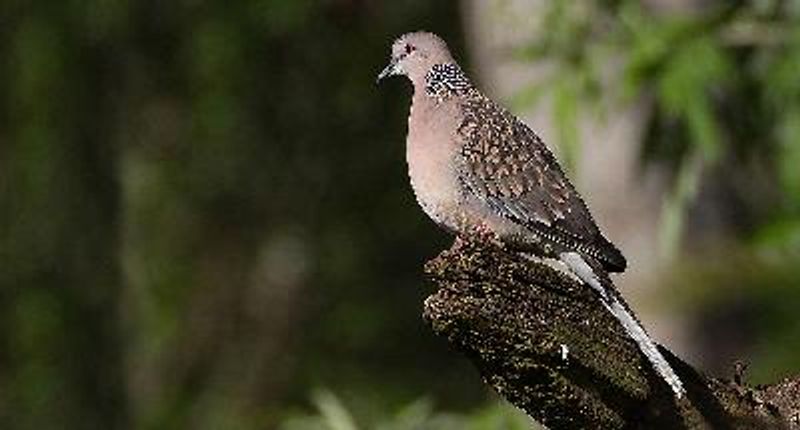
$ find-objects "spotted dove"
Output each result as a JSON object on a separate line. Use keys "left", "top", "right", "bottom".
{"left": 378, "top": 31, "right": 685, "bottom": 398}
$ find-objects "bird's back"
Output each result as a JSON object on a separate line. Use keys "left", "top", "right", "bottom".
{"left": 453, "top": 89, "right": 627, "bottom": 272}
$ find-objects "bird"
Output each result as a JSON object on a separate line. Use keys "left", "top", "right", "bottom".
{"left": 377, "top": 31, "right": 685, "bottom": 398}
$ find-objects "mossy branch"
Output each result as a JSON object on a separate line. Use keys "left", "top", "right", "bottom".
{"left": 422, "top": 240, "right": 800, "bottom": 429}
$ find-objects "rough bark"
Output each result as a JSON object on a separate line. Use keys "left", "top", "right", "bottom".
{"left": 422, "top": 240, "right": 800, "bottom": 429}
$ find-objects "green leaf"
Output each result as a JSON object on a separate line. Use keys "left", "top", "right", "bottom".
{"left": 376, "top": 398, "right": 433, "bottom": 430}
{"left": 656, "top": 37, "right": 731, "bottom": 162}
{"left": 311, "top": 390, "right": 360, "bottom": 430}
{"left": 553, "top": 73, "right": 581, "bottom": 174}
{"left": 659, "top": 153, "right": 704, "bottom": 258}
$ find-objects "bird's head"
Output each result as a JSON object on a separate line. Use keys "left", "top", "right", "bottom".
{"left": 377, "top": 31, "right": 455, "bottom": 84}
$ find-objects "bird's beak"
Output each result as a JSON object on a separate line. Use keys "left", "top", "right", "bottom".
{"left": 376, "top": 59, "right": 398, "bottom": 84}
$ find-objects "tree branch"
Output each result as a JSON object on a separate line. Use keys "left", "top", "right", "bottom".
{"left": 422, "top": 240, "right": 800, "bottom": 429}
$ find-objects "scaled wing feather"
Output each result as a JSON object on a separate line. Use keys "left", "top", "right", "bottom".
{"left": 455, "top": 96, "right": 626, "bottom": 272}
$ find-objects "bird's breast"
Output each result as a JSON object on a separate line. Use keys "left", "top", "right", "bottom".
{"left": 405, "top": 97, "right": 464, "bottom": 232}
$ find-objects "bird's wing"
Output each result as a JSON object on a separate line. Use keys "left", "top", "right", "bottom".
{"left": 455, "top": 95, "right": 627, "bottom": 272}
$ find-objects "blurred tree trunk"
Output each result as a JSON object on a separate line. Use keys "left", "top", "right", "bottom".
{"left": 0, "top": 8, "right": 127, "bottom": 429}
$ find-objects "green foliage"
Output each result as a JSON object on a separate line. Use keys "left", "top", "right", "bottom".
{"left": 516, "top": 0, "right": 800, "bottom": 255}
{"left": 280, "top": 390, "right": 535, "bottom": 430}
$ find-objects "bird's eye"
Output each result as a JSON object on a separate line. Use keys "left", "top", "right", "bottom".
{"left": 405, "top": 44, "right": 415, "bottom": 55}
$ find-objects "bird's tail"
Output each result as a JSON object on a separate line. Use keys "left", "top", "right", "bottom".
{"left": 559, "top": 252, "right": 686, "bottom": 398}
{"left": 602, "top": 291, "right": 686, "bottom": 398}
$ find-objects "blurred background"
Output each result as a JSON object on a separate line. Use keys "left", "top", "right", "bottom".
{"left": 1, "top": 0, "right": 799, "bottom": 429}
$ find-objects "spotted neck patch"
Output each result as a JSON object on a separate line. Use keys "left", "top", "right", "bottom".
{"left": 425, "top": 63, "right": 473, "bottom": 100}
